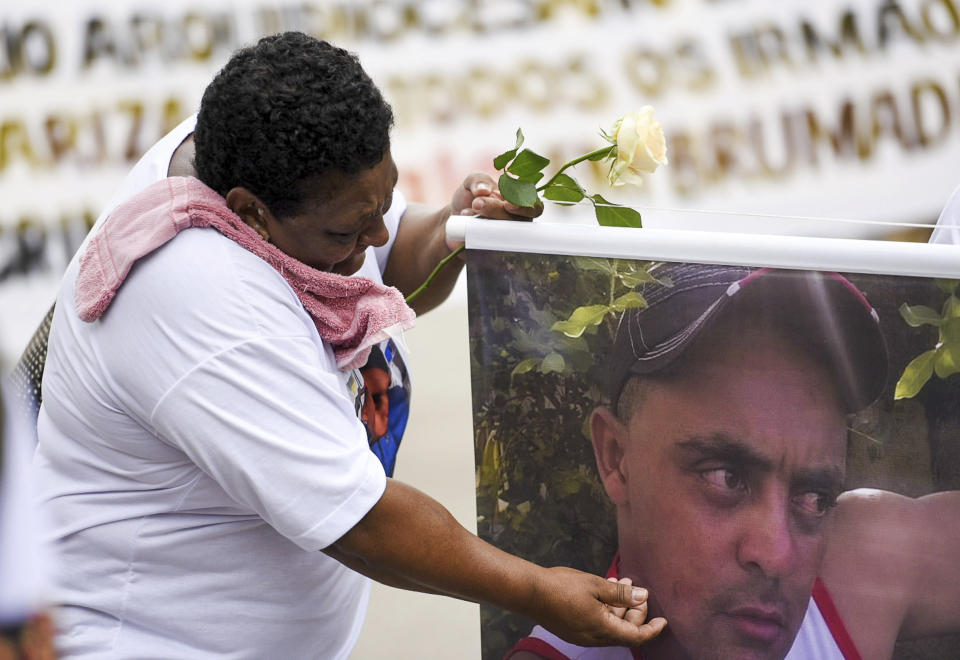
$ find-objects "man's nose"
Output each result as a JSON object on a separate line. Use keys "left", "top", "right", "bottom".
{"left": 736, "top": 496, "right": 799, "bottom": 578}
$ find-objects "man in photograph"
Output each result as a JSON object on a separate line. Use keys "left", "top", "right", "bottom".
{"left": 507, "top": 264, "right": 960, "bottom": 660}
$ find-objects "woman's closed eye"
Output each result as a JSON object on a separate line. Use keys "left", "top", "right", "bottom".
{"left": 328, "top": 230, "right": 358, "bottom": 244}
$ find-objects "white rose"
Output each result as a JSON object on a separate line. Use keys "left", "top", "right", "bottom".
{"left": 607, "top": 106, "right": 668, "bottom": 187}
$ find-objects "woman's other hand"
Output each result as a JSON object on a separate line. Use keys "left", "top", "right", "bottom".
{"left": 450, "top": 172, "right": 543, "bottom": 220}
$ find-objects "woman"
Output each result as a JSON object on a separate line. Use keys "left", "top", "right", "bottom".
{"left": 33, "top": 33, "right": 664, "bottom": 659}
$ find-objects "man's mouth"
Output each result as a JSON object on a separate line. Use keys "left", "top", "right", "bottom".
{"left": 721, "top": 605, "right": 787, "bottom": 644}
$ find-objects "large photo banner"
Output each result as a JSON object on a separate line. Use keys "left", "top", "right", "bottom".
{"left": 4, "top": 0, "right": 960, "bottom": 361}
{"left": 467, "top": 228, "right": 960, "bottom": 659}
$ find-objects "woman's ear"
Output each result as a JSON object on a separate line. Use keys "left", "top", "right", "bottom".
{"left": 225, "top": 187, "right": 271, "bottom": 241}
{"left": 590, "top": 406, "right": 630, "bottom": 506}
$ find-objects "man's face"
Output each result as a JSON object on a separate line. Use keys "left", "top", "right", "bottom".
{"left": 592, "top": 329, "right": 848, "bottom": 660}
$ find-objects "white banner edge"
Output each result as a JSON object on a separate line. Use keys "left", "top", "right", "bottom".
{"left": 450, "top": 217, "right": 960, "bottom": 280}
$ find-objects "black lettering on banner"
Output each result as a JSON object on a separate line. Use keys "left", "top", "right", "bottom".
{"left": 800, "top": 11, "right": 867, "bottom": 61}
{"left": 161, "top": 97, "right": 186, "bottom": 136}
{"left": 246, "top": 0, "right": 672, "bottom": 44}
{"left": 130, "top": 13, "right": 164, "bottom": 61}
{"left": 878, "top": 0, "right": 926, "bottom": 47}
{"left": 731, "top": 2, "right": 960, "bottom": 80}
{"left": 420, "top": 72, "right": 458, "bottom": 124}
{"left": 18, "top": 21, "right": 56, "bottom": 75}
{"left": 622, "top": 38, "right": 715, "bottom": 96}
{"left": 385, "top": 54, "right": 608, "bottom": 126}
{"left": 310, "top": 4, "right": 349, "bottom": 40}
{"left": 0, "top": 19, "right": 56, "bottom": 80}
{"left": 535, "top": 0, "right": 602, "bottom": 21}
{"left": 920, "top": 0, "right": 960, "bottom": 39}
{"left": 803, "top": 101, "right": 859, "bottom": 165}
{"left": 705, "top": 122, "right": 743, "bottom": 182}
{"left": 81, "top": 10, "right": 236, "bottom": 69}
{"left": 868, "top": 90, "right": 917, "bottom": 156}
{"left": 510, "top": 59, "right": 555, "bottom": 111}
{"left": 366, "top": 1, "right": 406, "bottom": 42}
{"left": 665, "top": 132, "right": 700, "bottom": 196}
{"left": 665, "top": 74, "right": 959, "bottom": 197}
{"left": 729, "top": 22, "right": 795, "bottom": 78}
{"left": 0, "top": 96, "right": 187, "bottom": 173}
{"left": 0, "top": 219, "right": 48, "bottom": 281}
{"left": 117, "top": 100, "right": 144, "bottom": 162}
{"left": 561, "top": 54, "right": 608, "bottom": 110}
{"left": 912, "top": 79, "right": 952, "bottom": 147}
{"left": 749, "top": 113, "right": 797, "bottom": 178}
{"left": 622, "top": 47, "right": 668, "bottom": 96}
{"left": 82, "top": 17, "right": 121, "bottom": 68}
{"left": 183, "top": 12, "right": 232, "bottom": 61}
{"left": 465, "top": 66, "right": 511, "bottom": 117}
{"left": 43, "top": 115, "right": 76, "bottom": 162}
{"left": 0, "top": 212, "right": 96, "bottom": 283}
{"left": 0, "top": 120, "right": 40, "bottom": 171}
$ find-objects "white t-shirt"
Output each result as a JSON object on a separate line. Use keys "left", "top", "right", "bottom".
{"left": 0, "top": 384, "right": 51, "bottom": 625}
{"left": 33, "top": 117, "right": 408, "bottom": 659}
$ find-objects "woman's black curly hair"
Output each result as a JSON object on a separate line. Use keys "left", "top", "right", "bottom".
{"left": 194, "top": 32, "right": 394, "bottom": 218}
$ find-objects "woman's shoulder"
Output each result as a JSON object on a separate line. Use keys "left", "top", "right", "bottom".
{"left": 122, "top": 227, "right": 316, "bottom": 341}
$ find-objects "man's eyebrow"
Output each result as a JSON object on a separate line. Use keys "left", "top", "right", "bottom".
{"left": 792, "top": 466, "right": 845, "bottom": 494}
{"left": 674, "top": 434, "right": 774, "bottom": 472}
{"left": 675, "top": 434, "right": 846, "bottom": 490}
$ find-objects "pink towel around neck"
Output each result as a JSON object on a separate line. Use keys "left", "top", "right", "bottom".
{"left": 75, "top": 176, "right": 416, "bottom": 371}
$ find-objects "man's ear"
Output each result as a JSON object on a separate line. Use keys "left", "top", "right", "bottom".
{"left": 590, "top": 406, "right": 630, "bottom": 506}
{"left": 225, "top": 187, "right": 272, "bottom": 241}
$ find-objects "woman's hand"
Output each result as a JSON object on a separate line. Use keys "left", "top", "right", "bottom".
{"left": 450, "top": 172, "right": 543, "bottom": 221}
{"left": 525, "top": 566, "right": 667, "bottom": 648}
{"left": 330, "top": 479, "right": 666, "bottom": 651}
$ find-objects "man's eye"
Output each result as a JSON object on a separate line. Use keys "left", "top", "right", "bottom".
{"left": 793, "top": 491, "right": 837, "bottom": 516}
{"left": 792, "top": 491, "right": 835, "bottom": 516}
{"left": 701, "top": 468, "right": 747, "bottom": 493}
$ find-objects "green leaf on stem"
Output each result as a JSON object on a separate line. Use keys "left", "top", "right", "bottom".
{"left": 551, "top": 304, "right": 611, "bottom": 338}
{"left": 542, "top": 173, "right": 585, "bottom": 203}
{"left": 617, "top": 265, "right": 660, "bottom": 288}
{"left": 899, "top": 303, "right": 942, "bottom": 327}
{"left": 572, "top": 256, "right": 614, "bottom": 274}
{"left": 935, "top": 346, "right": 960, "bottom": 380}
{"left": 508, "top": 149, "right": 550, "bottom": 179}
{"left": 494, "top": 150, "right": 516, "bottom": 171}
{"left": 942, "top": 294, "right": 960, "bottom": 320}
{"left": 511, "top": 357, "right": 540, "bottom": 379}
{"left": 592, "top": 194, "right": 642, "bottom": 228}
{"left": 498, "top": 174, "right": 539, "bottom": 207}
{"left": 895, "top": 349, "right": 937, "bottom": 399}
{"left": 935, "top": 318, "right": 960, "bottom": 379}
{"left": 611, "top": 291, "right": 648, "bottom": 312}
{"left": 587, "top": 145, "right": 615, "bottom": 161}
{"left": 493, "top": 128, "right": 525, "bottom": 170}
{"left": 539, "top": 352, "right": 566, "bottom": 374}
{"left": 936, "top": 279, "right": 959, "bottom": 294}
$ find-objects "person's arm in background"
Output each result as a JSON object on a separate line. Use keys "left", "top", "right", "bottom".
{"left": 326, "top": 478, "right": 667, "bottom": 649}
{"left": 820, "top": 489, "right": 960, "bottom": 659}
{"left": 383, "top": 173, "right": 541, "bottom": 315}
